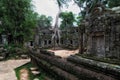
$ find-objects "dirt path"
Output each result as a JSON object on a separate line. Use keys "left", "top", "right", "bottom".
{"left": 48, "top": 49, "right": 79, "bottom": 58}
{"left": 20, "top": 68, "right": 29, "bottom": 80}
{"left": 0, "top": 59, "right": 30, "bottom": 80}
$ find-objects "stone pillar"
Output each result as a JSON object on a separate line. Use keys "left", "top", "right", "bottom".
{"left": 105, "top": 34, "right": 110, "bottom": 57}
{"left": 2, "top": 35, "right": 7, "bottom": 44}
{"left": 73, "top": 40, "right": 74, "bottom": 47}
{"left": 41, "top": 40, "right": 44, "bottom": 47}
{"left": 47, "top": 40, "right": 49, "bottom": 47}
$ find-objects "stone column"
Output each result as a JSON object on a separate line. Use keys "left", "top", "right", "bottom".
{"left": 47, "top": 40, "right": 49, "bottom": 47}
{"left": 2, "top": 35, "right": 7, "bottom": 44}
{"left": 41, "top": 40, "right": 44, "bottom": 47}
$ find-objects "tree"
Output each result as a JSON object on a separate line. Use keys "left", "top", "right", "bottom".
{"left": 60, "top": 12, "right": 75, "bottom": 29}
{"left": 107, "top": 0, "right": 120, "bottom": 8}
{"left": 38, "top": 15, "right": 52, "bottom": 28}
{"left": 0, "top": 0, "right": 37, "bottom": 45}
{"left": 74, "top": 0, "right": 120, "bottom": 19}
{"left": 52, "top": 0, "right": 71, "bottom": 49}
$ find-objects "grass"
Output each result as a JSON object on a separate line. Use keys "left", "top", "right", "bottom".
{"left": 14, "top": 62, "right": 46, "bottom": 80}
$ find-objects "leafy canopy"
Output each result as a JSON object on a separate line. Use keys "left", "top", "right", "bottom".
{"left": 38, "top": 15, "right": 52, "bottom": 28}
{"left": 60, "top": 12, "right": 75, "bottom": 29}
{"left": 74, "top": 0, "right": 120, "bottom": 15}
{"left": 56, "top": 0, "right": 71, "bottom": 8}
{"left": 0, "top": 0, "right": 38, "bottom": 44}
{"left": 108, "top": 0, "right": 120, "bottom": 8}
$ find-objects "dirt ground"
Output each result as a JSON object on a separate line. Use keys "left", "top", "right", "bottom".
{"left": 48, "top": 49, "right": 79, "bottom": 58}
{"left": 20, "top": 68, "right": 29, "bottom": 80}
{"left": 0, "top": 59, "right": 30, "bottom": 80}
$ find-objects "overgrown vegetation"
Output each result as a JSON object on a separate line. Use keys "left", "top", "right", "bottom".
{"left": 15, "top": 62, "right": 45, "bottom": 80}
{"left": 60, "top": 11, "right": 76, "bottom": 29}
{"left": 0, "top": 0, "right": 38, "bottom": 59}
{"left": 38, "top": 15, "right": 53, "bottom": 28}
{"left": 0, "top": 0, "right": 38, "bottom": 44}
{"left": 4, "top": 44, "right": 28, "bottom": 60}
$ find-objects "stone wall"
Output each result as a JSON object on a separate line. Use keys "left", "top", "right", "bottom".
{"left": 60, "top": 27, "right": 79, "bottom": 49}
{"left": 39, "top": 27, "right": 53, "bottom": 48}
{"left": 38, "top": 27, "right": 79, "bottom": 49}
{"left": 82, "top": 8, "right": 120, "bottom": 59}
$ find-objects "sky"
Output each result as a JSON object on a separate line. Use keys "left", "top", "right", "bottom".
{"left": 32, "top": 0, "right": 80, "bottom": 25}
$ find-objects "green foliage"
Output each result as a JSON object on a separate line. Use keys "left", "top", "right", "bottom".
{"left": 74, "top": 0, "right": 120, "bottom": 14}
{"left": 107, "top": 0, "right": 120, "bottom": 8}
{"left": 0, "top": 0, "right": 38, "bottom": 44}
{"left": 60, "top": 12, "right": 76, "bottom": 29}
{"left": 3, "top": 43, "right": 28, "bottom": 59}
{"left": 56, "top": 0, "right": 71, "bottom": 8}
{"left": 38, "top": 15, "right": 52, "bottom": 28}
{"left": 74, "top": 0, "right": 120, "bottom": 26}
{"left": 74, "top": 0, "right": 115, "bottom": 25}
{"left": 15, "top": 62, "right": 34, "bottom": 80}
{"left": 74, "top": 0, "right": 104, "bottom": 17}
{"left": 76, "top": 15, "right": 83, "bottom": 26}
{"left": 15, "top": 62, "right": 46, "bottom": 80}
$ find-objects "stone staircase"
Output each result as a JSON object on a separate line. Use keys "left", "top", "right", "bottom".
{"left": 30, "top": 67, "right": 40, "bottom": 76}
{"left": 30, "top": 67, "right": 52, "bottom": 80}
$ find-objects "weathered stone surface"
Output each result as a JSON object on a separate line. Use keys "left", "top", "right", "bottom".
{"left": 30, "top": 67, "right": 38, "bottom": 71}
{"left": 33, "top": 78, "right": 39, "bottom": 80}
{"left": 67, "top": 55, "right": 120, "bottom": 79}
{"left": 36, "top": 27, "right": 79, "bottom": 49}
{"left": 81, "top": 7, "right": 120, "bottom": 59}
{"left": 21, "top": 55, "right": 28, "bottom": 59}
{"left": 60, "top": 27, "right": 79, "bottom": 49}
{"left": 31, "top": 71, "right": 40, "bottom": 75}
{"left": 29, "top": 50, "right": 117, "bottom": 80}
{"left": 30, "top": 54, "right": 79, "bottom": 80}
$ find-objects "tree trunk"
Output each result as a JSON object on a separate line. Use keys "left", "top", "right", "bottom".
{"left": 52, "top": 7, "right": 61, "bottom": 49}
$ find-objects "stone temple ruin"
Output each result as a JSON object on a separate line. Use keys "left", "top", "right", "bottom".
{"left": 39, "top": 27, "right": 53, "bottom": 48}
{"left": 26, "top": 6, "right": 120, "bottom": 59}
{"left": 0, "top": 6, "right": 119, "bottom": 60}
{"left": 60, "top": 27, "right": 79, "bottom": 49}
{"left": 82, "top": 6, "right": 120, "bottom": 58}
{"left": 38, "top": 27, "right": 79, "bottom": 49}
